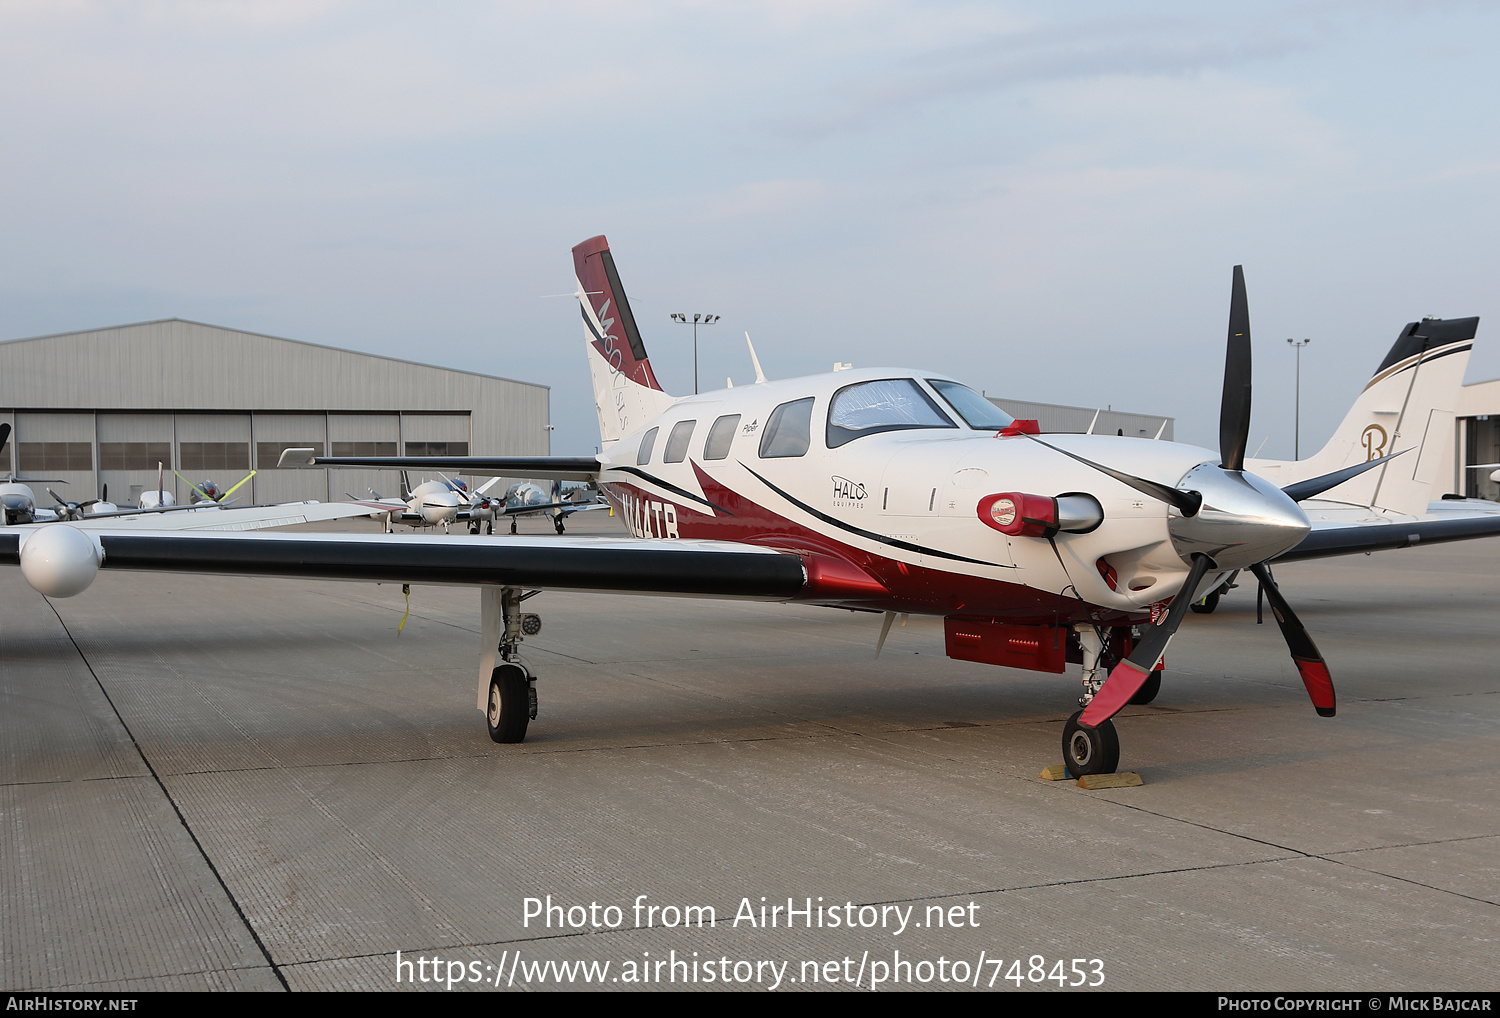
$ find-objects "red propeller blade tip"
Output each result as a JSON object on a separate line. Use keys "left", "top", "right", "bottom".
{"left": 1079, "top": 659, "right": 1152, "bottom": 727}
{"left": 1295, "top": 658, "right": 1336, "bottom": 717}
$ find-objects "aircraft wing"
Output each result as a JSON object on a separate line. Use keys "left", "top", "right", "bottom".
{"left": 1276, "top": 500, "right": 1500, "bottom": 562}
{"left": 278, "top": 449, "right": 600, "bottom": 481}
{"left": 0, "top": 530, "right": 807, "bottom": 598}
{"left": 500, "top": 499, "right": 606, "bottom": 517}
{"left": 61, "top": 500, "right": 382, "bottom": 532}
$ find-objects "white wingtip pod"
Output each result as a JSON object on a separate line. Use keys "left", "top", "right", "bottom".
{"left": 20, "top": 526, "right": 102, "bottom": 597}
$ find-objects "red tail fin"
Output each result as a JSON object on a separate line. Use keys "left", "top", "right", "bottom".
{"left": 572, "top": 235, "right": 662, "bottom": 391}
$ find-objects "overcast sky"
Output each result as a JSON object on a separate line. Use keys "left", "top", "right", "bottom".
{"left": 3, "top": 1, "right": 1498, "bottom": 459}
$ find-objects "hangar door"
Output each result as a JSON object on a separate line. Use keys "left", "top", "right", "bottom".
{"left": 253, "top": 413, "right": 328, "bottom": 503}
{"left": 97, "top": 413, "right": 174, "bottom": 506}
{"left": 14, "top": 412, "right": 95, "bottom": 503}
{"left": 176, "top": 414, "right": 251, "bottom": 503}
{"left": 329, "top": 413, "right": 400, "bottom": 506}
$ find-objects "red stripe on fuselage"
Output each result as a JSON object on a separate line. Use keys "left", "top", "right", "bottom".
{"left": 600, "top": 463, "right": 1143, "bottom": 624}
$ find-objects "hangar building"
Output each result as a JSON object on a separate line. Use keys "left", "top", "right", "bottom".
{"left": 988, "top": 395, "right": 1173, "bottom": 440}
{"left": 0, "top": 319, "right": 551, "bottom": 508}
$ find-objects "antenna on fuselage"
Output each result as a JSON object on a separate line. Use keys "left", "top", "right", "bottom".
{"left": 745, "top": 332, "right": 767, "bottom": 384}
{"left": 1085, "top": 409, "right": 1101, "bottom": 435}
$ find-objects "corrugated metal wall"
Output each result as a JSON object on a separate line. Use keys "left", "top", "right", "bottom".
{"left": 988, "top": 397, "right": 1174, "bottom": 441}
{"left": 0, "top": 319, "right": 550, "bottom": 507}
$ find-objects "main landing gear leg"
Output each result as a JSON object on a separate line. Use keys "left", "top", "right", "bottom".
{"left": 1065, "top": 623, "right": 1121, "bottom": 776}
{"left": 479, "top": 587, "right": 539, "bottom": 743}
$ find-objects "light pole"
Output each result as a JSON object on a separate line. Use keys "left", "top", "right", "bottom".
{"left": 1287, "top": 337, "right": 1311, "bottom": 459}
{"left": 671, "top": 312, "right": 719, "bottom": 394}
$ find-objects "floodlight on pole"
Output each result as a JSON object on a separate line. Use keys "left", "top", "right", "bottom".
{"left": 672, "top": 312, "right": 720, "bottom": 393}
{"left": 1287, "top": 337, "right": 1311, "bottom": 459}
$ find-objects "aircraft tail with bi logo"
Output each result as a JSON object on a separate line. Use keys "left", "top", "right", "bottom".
{"left": 572, "top": 235, "right": 676, "bottom": 451}
{"left": 1248, "top": 316, "right": 1477, "bottom": 516}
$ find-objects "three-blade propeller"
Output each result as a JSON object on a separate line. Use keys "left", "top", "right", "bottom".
{"left": 1078, "top": 265, "right": 1334, "bottom": 729}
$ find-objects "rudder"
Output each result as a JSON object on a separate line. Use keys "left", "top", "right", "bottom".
{"left": 572, "top": 236, "right": 675, "bottom": 450}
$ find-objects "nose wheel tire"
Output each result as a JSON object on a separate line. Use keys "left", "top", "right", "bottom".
{"left": 1128, "top": 669, "right": 1162, "bottom": 705}
{"left": 1190, "top": 591, "right": 1220, "bottom": 614}
{"left": 1063, "top": 711, "right": 1120, "bottom": 776}
{"left": 486, "top": 663, "right": 534, "bottom": 744}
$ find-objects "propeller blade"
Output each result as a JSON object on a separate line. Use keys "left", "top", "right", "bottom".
{"left": 101, "top": 483, "right": 107, "bottom": 503}
{"left": 171, "top": 469, "right": 213, "bottom": 502}
{"left": 46, "top": 487, "right": 67, "bottom": 505}
{"left": 1249, "top": 562, "right": 1334, "bottom": 717}
{"left": 1079, "top": 553, "right": 1216, "bottom": 727}
{"left": 1220, "top": 265, "right": 1253, "bottom": 471}
{"left": 221, "top": 471, "right": 256, "bottom": 500}
{"left": 1022, "top": 434, "right": 1202, "bottom": 516}
{"left": 0, "top": 422, "right": 9, "bottom": 450}
{"left": 1280, "top": 449, "right": 1410, "bottom": 502}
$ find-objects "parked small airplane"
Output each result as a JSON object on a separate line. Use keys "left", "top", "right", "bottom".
{"left": 6, "top": 237, "right": 1500, "bottom": 781}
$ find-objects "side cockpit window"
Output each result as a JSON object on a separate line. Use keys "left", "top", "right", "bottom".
{"left": 704, "top": 415, "right": 740, "bottom": 460}
{"left": 663, "top": 420, "right": 696, "bottom": 463}
{"left": 759, "top": 398, "right": 815, "bottom": 458}
{"left": 637, "top": 427, "right": 659, "bottom": 465}
{"left": 826, "top": 378, "right": 956, "bottom": 448}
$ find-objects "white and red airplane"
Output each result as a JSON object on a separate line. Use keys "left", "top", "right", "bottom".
{"left": 5, "top": 236, "right": 1499, "bottom": 779}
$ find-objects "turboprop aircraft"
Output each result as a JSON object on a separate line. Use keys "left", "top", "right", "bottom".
{"left": 327, "top": 471, "right": 608, "bottom": 535}
{"left": 7, "top": 236, "right": 1500, "bottom": 780}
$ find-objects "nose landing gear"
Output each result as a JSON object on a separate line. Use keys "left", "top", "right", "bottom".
{"left": 1065, "top": 624, "right": 1158, "bottom": 775}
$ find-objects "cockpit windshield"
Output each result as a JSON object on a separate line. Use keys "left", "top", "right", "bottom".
{"left": 826, "top": 378, "right": 956, "bottom": 448}
{"left": 927, "top": 379, "right": 1015, "bottom": 431}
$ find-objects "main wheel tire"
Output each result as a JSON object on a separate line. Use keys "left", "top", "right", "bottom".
{"left": 486, "top": 663, "right": 531, "bottom": 744}
{"left": 1128, "top": 669, "right": 1162, "bottom": 705}
{"left": 1062, "top": 711, "right": 1120, "bottom": 776}
{"left": 554, "top": 518, "right": 566, "bottom": 534}
{"left": 1190, "top": 591, "right": 1220, "bottom": 614}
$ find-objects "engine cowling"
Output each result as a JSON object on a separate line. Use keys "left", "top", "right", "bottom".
{"left": 20, "top": 526, "right": 102, "bottom": 597}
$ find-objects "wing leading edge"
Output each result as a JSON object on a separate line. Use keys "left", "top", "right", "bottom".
{"left": 1277, "top": 510, "right": 1500, "bottom": 562}
{"left": 0, "top": 530, "right": 807, "bottom": 599}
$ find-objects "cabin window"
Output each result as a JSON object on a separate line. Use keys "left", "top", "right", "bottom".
{"left": 759, "top": 398, "right": 815, "bottom": 459}
{"left": 927, "top": 379, "right": 1015, "bottom": 431}
{"left": 637, "top": 427, "right": 659, "bottom": 465}
{"left": 825, "top": 378, "right": 955, "bottom": 448}
{"left": 663, "top": 420, "right": 696, "bottom": 463}
{"left": 704, "top": 415, "right": 740, "bottom": 460}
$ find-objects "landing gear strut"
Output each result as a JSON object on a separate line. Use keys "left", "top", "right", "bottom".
{"left": 478, "top": 587, "right": 539, "bottom": 743}
{"left": 1065, "top": 623, "right": 1156, "bottom": 775}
